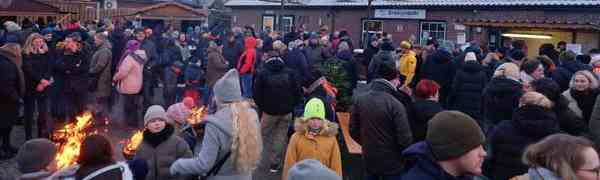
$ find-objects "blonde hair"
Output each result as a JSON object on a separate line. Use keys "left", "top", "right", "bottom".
{"left": 569, "top": 70, "right": 599, "bottom": 90}
{"left": 519, "top": 92, "right": 553, "bottom": 109}
{"left": 23, "top": 33, "right": 48, "bottom": 56}
{"left": 522, "top": 134, "right": 595, "bottom": 180}
{"left": 229, "top": 101, "right": 262, "bottom": 173}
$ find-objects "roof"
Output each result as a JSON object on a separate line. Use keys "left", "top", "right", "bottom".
{"left": 0, "top": 0, "right": 60, "bottom": 13}
{"left": 131, "top": 1, "right": 208, "bottom": 18}
{"left": 225, "top": 0, "right": 600, "bottom": 7}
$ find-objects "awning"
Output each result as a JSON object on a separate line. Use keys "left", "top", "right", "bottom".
{"left": 455, "top": 18, "right": 600, "bottom": 31}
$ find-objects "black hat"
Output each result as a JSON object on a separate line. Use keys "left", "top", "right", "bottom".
{"left": 427, "top": 111, "right": 485, "bottom": 161}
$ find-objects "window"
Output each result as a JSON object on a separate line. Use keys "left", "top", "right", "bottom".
{"left": 262, "top": 15, "right": 275, "bottom": 32}
{"left": 280, "top": 16, "right": 295, "bottom": 33}
{"left": 420, "top": 21, "right": 446, "bottom": 45}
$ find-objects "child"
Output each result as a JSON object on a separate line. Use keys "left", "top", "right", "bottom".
{"left": 135, "top": 105, "right": 193, "bottom": 180}
{"left": 282, "top": 98, "right": 342, "bottom": 180}
{"left": 166, "top": 97, "right": 199, "bottom": 151}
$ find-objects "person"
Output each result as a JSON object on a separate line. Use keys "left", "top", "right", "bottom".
{"left": 563, "top": 70, "right": 600, "bottom": 123}
{"left": 89, "top": 32, "right": 113, "bottom": 123}
{"left": 305, "top": 69, "right": 338, "bottom": 123}
{"left": 448, "top": 52, "right": 487, "bottom": 122}
{"left": 22, "top": 33, "right": 51, "bottom": 139}
{"left": 537, "top": 55, "right": 557, "bottom": 78}
{"left": 510, "top": 134, "right": 599, "bottom": 180}
{"left": 253, "top": 50, "right": 303, "bottom": 172}
{"left": 223, "top": 32, "right": 243, "bottom": 69}
{"left": 520, "top": 59, "right": 545, "bottom": 90}
{"left": 135, "top": 105, "right": 193, "bottom": 180}
{"left": 282, "top": 98, "right": 342, "bottom": 179}
{"left": 362, "top": 38, "right": 379, "bottom": 72}
{"left": 552, "top": 50, "right": 590, "bottom": 92}
{"left": 530, "top": 78, "right": 587, "bottom": 136}
{"left": 237, "top": 36, "right": 258, "bottom": 98}
{"left": 367, "top": 39, "right": 395, "bottom": 82}
{"left": 287, "top": 159, "right": 342, "bottom": 180}
{"left": 16, "top": 138, "right": 57, "bottom": 180}
{"left": 402, "top": 111, "right": 487, "bottom": 180}
{"left": 0, "top": 37, "right": 22, "bottom": 159}
{"left": 398, "top": 41, "right": 417, "bottom": 86}
{"left": 481, "top": 52, "right": 500, "bottom": 80}
{"left": 482, "top": 62, "right": 523, "bottom": 133}
{"left": 420, "top": 41, "right": 456, "bottom": 107}
{"left": 488, "top": 92, "right": 560, "bottom": 180}
{"left": 557, "top": 41, "right": 567, "bottom": 52}
{"left": 320, "top": 41, "right": 356, "bottom": 111}
{"left": 539, "top": 43, "right": 560, "bottom": 66}
{"left": 412, "top": 79, "right": 443, "bottom": 142}
{"left": 350, "top": 60, "right": 413, "bottom": 179}
{"left": 286, "top": 39, "right": 310, "bottom": 86}
{"left": 206, "top": 41, "right": 229, "bottom": 91}
{"left": 170, "top": 70, "right": 262, "bottom": 180}
{"left": 56, "top": 33, "right": 89, "bottom": 121}
{"left": 166, "top": 97, "right": 195, "bottom": 128}
{"left": 113, "top": 40, "right": 146, "bottom": 127}
{"left": 75, "top": 134, "right": 134, "bottom": 180}
{"left": 305, "top": 35, "right": 327, "bottom": 69}
{"left": 136, "top": 28, "right": 160, "bottom": 112}
{"left": 161, "top": 38, "right": 184, "bottom": 107}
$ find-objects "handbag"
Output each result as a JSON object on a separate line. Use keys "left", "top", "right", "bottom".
{"left": 199, "top": 151, "right": 232, "bottom": 180}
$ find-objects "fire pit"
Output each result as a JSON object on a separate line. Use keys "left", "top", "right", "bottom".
{"left": 52, "top": 111, "right": 95, "bottom": 169}
{"left": 121, "top": 130, "right": 143, "bottom": 160}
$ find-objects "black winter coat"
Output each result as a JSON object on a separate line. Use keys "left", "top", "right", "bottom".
{"left": 552, "top": 61, "right": 591, "bottom": 92}
{"left": 22, "top": 53, "right": 52, "bottom": 95}
{"left": 286, "top": 48, "right": 311, "bottom": 86}
{"left": 253, "top": 57, "right": 303, "bottom": 115}
{"left": 223, "top": 40, "right": 243, "bottom": 69}
{"left": 350, "top": 79, "right": 413, "bottom": 175}
{"left": 489, "top": 105, "right": 560, "bottom": 180}
{"left": 55, "top": 51, "right": 89, "bottom": 93}
{"left": 482, "top": 77, "right": 523, "bottom": 131}
{"left": 420, "top": 50, "right": 456, "bottom": 106}
{"left": 554, "top": 96, "right": 588, "bottom": 136}
{"left": 0, "top": 53, "right": 22, "bottom": 126}
{"left": 412, "top": 99, "right": 443, "bottom": 142}
{"left": 448, "top": 61, "right": 487, "bottom": 120}
{"left": 367, "top": 50, "right": 394, "bottom": 82}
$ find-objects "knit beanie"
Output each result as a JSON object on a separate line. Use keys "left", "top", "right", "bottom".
{"left": 144, "top": 105, "right": 169, "bottom": 126}
{"left": 213, "top": 69, "right": 243, "bottom": 103}
{"left": 16, "top": 138, "right": 57, "bottom": 173}
{"left": 288, "top": 159, "right": 341, "bottom": 180}
{"left": 465, "top": 52, "right": 477, "bottom": 62}
{"left": 426, "top": 111, "right": 485, "bottom": 161}
{"left": 304, "top": 98, "right": 326, "bottom": 120}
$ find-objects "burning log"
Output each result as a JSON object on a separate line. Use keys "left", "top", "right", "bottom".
{"left": 52, "top": 111, "right": 94, "bottom": 169}
{"left": 121, "top": 130, "right": 143, "bottom": 160}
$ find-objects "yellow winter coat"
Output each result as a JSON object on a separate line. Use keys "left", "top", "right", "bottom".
{"left": 282, "top": 118, "right": 342, "bottom": 180}
{"left": 399, "top": 50, "right": 417, "bottom": 85}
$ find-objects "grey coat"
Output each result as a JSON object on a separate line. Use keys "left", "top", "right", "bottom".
{"left": 89, "top": 42, "right": 113, "bottom": 98}
{"left": 170, "top": 105, "right": 260, "bottom": 180}
{"left": 135, "top": 131, "right": 193, "bottom": 180}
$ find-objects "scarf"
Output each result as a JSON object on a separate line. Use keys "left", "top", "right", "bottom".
{"left": 143, "top": 124, "right": 174, "bottom": 148}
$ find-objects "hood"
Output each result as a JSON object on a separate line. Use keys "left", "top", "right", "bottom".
{"left": 430, "top": 50, "right": 453, "bottom": 64}
{"left": 336, "top": 50, "right": 353, "bottom": 61}
{"left": 486, "top": 77, "right": 522, "bottom": 95}
{"left": 214, "top": 69, "right": 243, "bottom": 103}
{"left": 265, "top": 56, "right": 285, "bottom": 71}
{"left": 293, "top": 117, "right": 339, "bottom": 137}
{"left": 512, "top": 105, "right": 560, "bottom": 139}
{"left": 244, "top": 37, "right": 257, "bottom": 50}
{"left": 527, "top": 167, "right": 562, "bottom": 180}
{"left": 402, "top": 142, "right": 447, "bottom": 179}
{"left": 461, "top": 60, "right": 482, "bottom": 73}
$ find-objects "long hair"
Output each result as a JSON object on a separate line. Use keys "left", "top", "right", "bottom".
{"left": 23, "top": 33, "right": 48, "bottom": 56}
{"left": 569, "top": 70, "right": 599, "bottom": 90}
{"left": 229, "top": 101, "right": 262, "bottom": 173}
{"left": 522, "top": 133, "right": 595, "bottom": 180}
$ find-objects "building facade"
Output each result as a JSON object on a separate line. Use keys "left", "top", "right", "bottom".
{"left": 226, "top": 0, "right": 600, "bottom": 55}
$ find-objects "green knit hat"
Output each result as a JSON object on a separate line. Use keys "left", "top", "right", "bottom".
{"left": 304, "top": 98, "right": 326, "bottom": 120}
{"left": 426, "top": 111, "right": 485, "bottom": 161}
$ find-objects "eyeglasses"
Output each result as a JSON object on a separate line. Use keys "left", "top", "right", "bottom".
{"left": 578, "top": 167, "right": 600, "bottom": 179}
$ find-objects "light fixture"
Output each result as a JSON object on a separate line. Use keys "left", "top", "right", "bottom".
{"left": 502, "top": 33, "right": 552, "bottom": 39}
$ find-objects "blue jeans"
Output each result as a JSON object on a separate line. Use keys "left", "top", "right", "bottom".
{"left": 365, "top": 173, "right": 403, "bottom": 180}
{"left": 240, "top": 74, "right": 253, "bottom": 98}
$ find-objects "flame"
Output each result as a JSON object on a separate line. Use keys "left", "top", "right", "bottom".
{"left": 122, "top": 130, "right": 144, "bottom": 156}
{"left": 187, "top": 106, "right": 205, "bottom": 125}
{"left": 53, "top": 111, "right": 94, "bottom": 169}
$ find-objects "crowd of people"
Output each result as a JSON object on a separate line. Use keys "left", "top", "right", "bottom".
{"left": 4, "top": 17, "right": 600, "bottom": 180}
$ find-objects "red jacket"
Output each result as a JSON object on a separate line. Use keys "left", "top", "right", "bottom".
{"left": 237, "top": 37, "right": 257, "bottom": 75}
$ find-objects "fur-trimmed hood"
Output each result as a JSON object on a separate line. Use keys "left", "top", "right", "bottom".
{"left": 294, "top": 117, "right": 339, "bottom": 137}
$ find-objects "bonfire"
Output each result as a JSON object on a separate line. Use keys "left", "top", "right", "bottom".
{"left": 187, "top": 106, "right": 205, "bottom": 125}
{"left": 121, "top": 130, "right": 143, "bottom": 160}
{"left": 52, "top": 111, "right": 95, "bottom": 169}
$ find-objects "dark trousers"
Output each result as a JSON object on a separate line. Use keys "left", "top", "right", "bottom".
{"left": 0, "top": 111, "right": 16, "bottom": 150}
{"left": 120, "top": 94, "right": 141, "bottom": 127}
{"left": 24, "top": 93, "right": 49, "bottom": 139}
